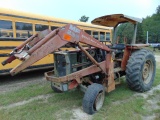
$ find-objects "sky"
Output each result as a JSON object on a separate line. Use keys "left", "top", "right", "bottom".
{"left": 0, "top": 0, "right": 159, "bottom": 22}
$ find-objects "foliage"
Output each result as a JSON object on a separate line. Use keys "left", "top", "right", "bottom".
{"left": 142, "top": 14, "right": 160, "bottom": 43}
{"left": 156, "top": 5, "right": 160, "bottom": 14}
{"left": 137, "top": 23, "right": 144, "bottom": 43}
{"left": 79, "top": 15, "right": 89, "bottom": 22}
{"left": 116, "top": 5, "right": 160, "bottom": 44}
{"left": 116, "top": 22, "right": 145, "bottom": 44}
{"left": 116, "top": 23, "right": 133, "bottom": 44}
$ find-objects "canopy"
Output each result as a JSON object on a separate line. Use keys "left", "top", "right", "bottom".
{"left": 92, "top": 14, "right": 142, "bottom": 27}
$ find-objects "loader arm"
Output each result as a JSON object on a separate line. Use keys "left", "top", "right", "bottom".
{"left": 2, "top": 24, "right": 111, "bottom": 76}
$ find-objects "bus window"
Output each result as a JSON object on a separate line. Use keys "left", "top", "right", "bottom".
{"left": 106, "top": 32, "right": 110, "bottom": 41}
{"left": 1, "top": 32, "right": 7, "bottom": 36}
{"left": 16, "top": 33, "right": 20, "bottom": 37}
{"left": 93, "top": 31, "right": 99, "bottom": 40}
{"left": 85, "top": 30, "right": 91, "bottom": 35}
{"left": 9, "top": 32, "right": 13, "bottom": 37}
{"left": 51, "top": 26, "right": 58, "bottom": 30}
{"left": 16, "top": 22, "right": 32, "bottom": 38}
{"left": 100, "top": 32, "right": 105, "bottom": 41}
{"left": 35, "top": 24, "right": 48, "bottom": 31}
{"left": 0, "top": 20, "right": 13, "bottom": 37}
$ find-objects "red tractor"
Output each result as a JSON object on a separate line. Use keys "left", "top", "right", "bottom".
{"left": 2, "top": 14, "right": 156, "bottom": 114}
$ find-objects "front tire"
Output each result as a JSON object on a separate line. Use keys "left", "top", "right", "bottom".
{"left": 126, "top": 49, "right": 156, "bottom": 92}
{"left": 82, "top": 83, "right": 105, "bottom": 115}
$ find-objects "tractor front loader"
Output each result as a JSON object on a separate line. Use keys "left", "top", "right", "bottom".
{"left": 2, "top": 14, "right": 156, "bottom": 114}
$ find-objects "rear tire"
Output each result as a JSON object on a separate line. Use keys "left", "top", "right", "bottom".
{"left": 126, "top": 49, "right": 156, "bottom": 92}
{"left": 158, "top": 45, "right": 160, "bottom": 50}
{"left": 82, "top": 83, "right": 105, "bottom": 114}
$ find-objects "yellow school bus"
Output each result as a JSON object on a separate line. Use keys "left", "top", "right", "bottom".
{"left": 0, "top": 8, "right": 112, "bottom": 75}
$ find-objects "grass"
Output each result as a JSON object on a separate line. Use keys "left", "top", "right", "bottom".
{"left": 153, "top": 89, "right": 160, "bottom": 94}
{"left": 0, "top": 68, "right": 160, "bottom": 120}
{"left": 154, "top": 109, "right": 160, "bottom": 120}
{"left": 145, "top": 46, "right": 160, "bottom": 55}
{"left": 0, "top": 82, "right": 52, "bottom": 106}
{"left": 92, "top": 80, "right": 149, "bottom": 120}
{"left": 93, "top": 97, "right": 147, "bottom": 120}
{"left": 154, "top": 68, "right": 160, "bottom": 86}
{"left": 146, "top": 91, "right": 160, "bottom": 104}
{"left": 158, "top": 102, "right": 160, "bottom": 106}
{"left": 0, "top": 90, "right": 83, "bottom": 120}
{"left": 0, "top": 80, "right": 148, "bottom": 120}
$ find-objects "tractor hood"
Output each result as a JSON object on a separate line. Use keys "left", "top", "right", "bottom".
{"left": 91, "top": 14, "right": 142, "bottom": 27}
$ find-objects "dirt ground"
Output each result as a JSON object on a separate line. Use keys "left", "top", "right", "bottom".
{"left": 0, "top": 70, "right": 47, "bottom": 93}
{"left": 0, "top": 55, "right": 160, "bottom": 120}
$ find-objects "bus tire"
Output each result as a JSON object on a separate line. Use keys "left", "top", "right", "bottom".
{"left": 82, "top": 83, "right": 105, "bottom": 115}
{"left": 126, "top": 49, "right": 156, "bottom": 92}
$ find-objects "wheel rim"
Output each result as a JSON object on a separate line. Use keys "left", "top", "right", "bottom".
{"left": 142, "top": 60, "right": 153, "bottom": 84}
{"left": 94, "top": 90, "right": 105, "bottom": 111}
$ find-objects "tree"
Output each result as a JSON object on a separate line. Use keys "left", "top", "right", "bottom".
{"left": 116, "top": 23, "right": 134, "bottom": 44}
{"left": 116, "top": 22, "right": 144, "bottom": 44}
{"left": 79, "top": 15, "right": 89, "bottom": 22}
{"left": 142, "top": 12, "right": 160, "bottom": 43}
{"left": 156, "top": 5, "right": 160, "bottom": 14}
{"left": 136, "top": 23, "right": 144, "bottom": 43}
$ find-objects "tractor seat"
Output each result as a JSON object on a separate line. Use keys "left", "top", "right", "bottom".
{"left": 111, "top": 44, "right": 125, "bottom": 50}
